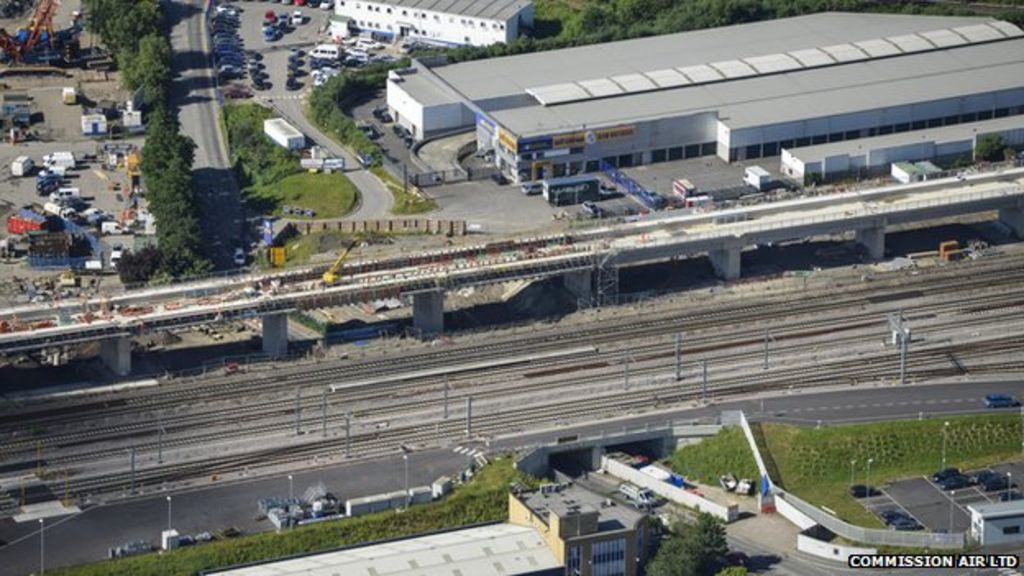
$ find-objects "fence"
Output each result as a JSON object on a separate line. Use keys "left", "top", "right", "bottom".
{"left": 290, "top": 218, "right": 467, "bottom": 236}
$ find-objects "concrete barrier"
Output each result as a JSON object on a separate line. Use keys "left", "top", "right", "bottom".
{"left": 775, "top": 491, "right": 816, "bottom": 530}
{"left": 602, "top": 456, "right": 739, "bottom": 522}
{"left": 798, "top": 531, "right": 877, "bottom": 562}
{"left": 293, "top": 219, "right": 467, "bottom": 236}
{"left": 344, "top": 486, "right": 433, "bottom": 517}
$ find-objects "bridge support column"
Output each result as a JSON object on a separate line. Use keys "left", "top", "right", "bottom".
{"left": 999, "top": 206, "right": 1024, "bottom": 238}
{"left": 563, "top": 269, "right": 593, "bottom": 303}
{"left": 262, "top": 312, "right": 289, "bottom": 358}
{"left": 100, "top": 337, "right": 132, "bottom": 376}
{"left": 708, "top": 245, "right": 741, "bottom": 281}
{"left": 855, "top": 225, "right": 885, "bottom": 260}
{"left": 413, "top": 290, "right": 444, "bottom": 337}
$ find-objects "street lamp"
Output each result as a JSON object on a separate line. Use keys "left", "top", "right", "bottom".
{"left": 39, "top": 517, "right": 44, "bottom": 575}
{"left": 166, "top": 496, "right": 172, "bottom": 532}
{"left": 949, "top": 490, "right": 956, "bottom": 533}
{"left": 1008, "top": 472, "right": 1014, "bottom": 501}
{"left": 942, "top": 421, "right": 950, "bottom": 470}
{"left": 288, "top": 474, "right": 294, "bottom": 501}
{"left": 403, "top": 453, "right": 410, "bottom": 508}
{"left": 849, "top": 460, "right": 857, "bottom": 487}
{"left": 866, "top": 458, "right": 874, "bottom": 490}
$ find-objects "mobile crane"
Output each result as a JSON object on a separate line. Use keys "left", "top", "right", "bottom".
{"left": 322, "top": 239, "right": 359, "bottom": 285}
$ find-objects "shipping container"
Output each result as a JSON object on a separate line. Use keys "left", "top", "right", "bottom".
{"left": 743, "top": 166, "right": 771, "bottom": 191}
{"left": 263, "top": 118, "right": 305, "bottom": 150}
{"left": 11, "top": 156, "right": 33, "bottom": 177}
{"left": 672, "top": 178, "right": 697, "bottom": 198}
{"left": 542, "top": 176, "right": 600, "bottom": 207}
{"left": 81, "top": 113, "right": 108, "bottom": 137}
{"left": 6, "top": 209, "right": 51, "bottom": 235}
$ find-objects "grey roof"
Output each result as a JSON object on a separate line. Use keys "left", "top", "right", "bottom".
{"left": 394, "top": 69, "right": 460, "bottom": 107}
{"left": 783, "top": 116, "right": 1024, "bottom": 162}
{"left": 412, "top": 12, "right": 1024, "bottom": 137}
{"left": 969, "top": 500, "right": 1024, "bottom": 520}
{"left": 372, "top": 0, "right": 531, "bottom": 21}
{"left": 517, "top": 484, "right": 644, "bottom": 533}
{"left": 205, "top": 523, "right": 560, "bottom": 576}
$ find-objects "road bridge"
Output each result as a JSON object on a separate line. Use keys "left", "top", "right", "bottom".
{"left": 1, "top": 168, "right": 1023, "bottom": 375}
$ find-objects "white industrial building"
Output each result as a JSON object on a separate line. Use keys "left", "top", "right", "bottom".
{"left": 970, "top": 501, "right": 1024, "bottom": 546}
{"left": 332, "top": 0, "right": 533, "bottom": 46}
{"left": 781, "top": 116, "right": 1024, "bottom": 182}
{"left": 387, "top": 12, "right": 1024, "bottom": 183}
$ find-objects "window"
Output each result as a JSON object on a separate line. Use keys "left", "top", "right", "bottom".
{"left": 700, "top": 142, "right": 716, "bottom": 156}
{"left": 591, "top": 538, "right": 626, "bottom": 576}
{"left": 745, "top": 144, "right": 761, "bottom": 159}
{"left": 796, "top": 137, "right": 811, "bottom": 147}
{"left": 927, "top": 118, "right": 943, "bottom": 128}
{"left": 568, "top": 545, "right": 581, "bottom": 576}
{"left": 911, "top": 120, "right": 926, "bottom": 130}
{"left": 894, "top": 123, "right": 910, "bottom": 133}
{"left": 585, "top": 160, "right": 600, "bottom": 172}
{"left": 1004, "top": 526, "right": 1021, "bottom": 535}
{"left": 670, "top": 146, "right": 685, "bottom": 160}
{"left": 617, "top": 153, "right": 634, "bottom": 168}
{"left": 762, "top": 142, "right": 778, "bottom": 156}
{"left": 978, "top": 110, "right": 993, "bottom": 120}
{"left": 845, "top": 130, "right": 860, "bottom": 140}
{"left": 386, "top": 7, "right": 391, "bottom": 13}
{"left": 651, "top": 149, "right": 667, "bottom": 163}
{"left": 995, "top": 107, "right": 1010, "bottom": 118}
{"left": 811, "top": 134, "right": 827, "bottom": 145}
{"left": 943, "top": 115, "right": 959, "bottom": 126}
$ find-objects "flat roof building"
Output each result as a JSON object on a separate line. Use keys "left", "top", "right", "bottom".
{"left": 333, "top": 0, "right": 533, "bottom": 46}
{"left": 509, "top": 483, "right": 655, "bottom": 576}
{"left": 387, "top": 13, "right": 1024, "bottom": 183}
{"left": 970, "top": 500, "right": 1024, "bottom": 546}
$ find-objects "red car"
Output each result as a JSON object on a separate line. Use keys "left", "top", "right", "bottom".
{"left": 295, "top": 0, "right": 306, "bottom": 5}
{"left": 264, "top": 10, "right": 277, "bottom": 22}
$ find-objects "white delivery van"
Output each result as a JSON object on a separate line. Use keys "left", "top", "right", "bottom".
{"left": 618, "top": 483, "right": 655, "bottom": 508}
{"left": 310, "top": 44, "right": 341, "bottom": 61}
{"left": 101, "top": 221, "right": 124, "bottom": 235}
{"left": 50, "top": 187, "right": 81, "bottom": 202}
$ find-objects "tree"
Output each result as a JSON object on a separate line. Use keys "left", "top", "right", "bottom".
{"left": 715, "top": 567, "right": 748, "bottom": 576}
{"left": 116, "top": 245, "right": 162, "bottom": 285}
{"left": 647, "top": 515, "right": 729, "bottom": 576}
{"left": 121, "top": 34, "right": 173, "bottom": 105}
{"left": 976, "top": 134, "right": 1009, "bottom": 162}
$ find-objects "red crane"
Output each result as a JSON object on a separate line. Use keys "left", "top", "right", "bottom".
{"left": 0, "top": 0, "right": 61, "bottom": 62}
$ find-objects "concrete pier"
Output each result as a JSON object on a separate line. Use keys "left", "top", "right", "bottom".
{"left": 563, "top": 269, "right": 593, "bottom": 303}
{"left": 99, "top": 337, "right": 132, "bottom": 376}
{"left": 1000, "top": 206, "right": 1024, "bottom": 238}
{"left": 413, "top": 290, "right": 445, "bottom": 337}
{"left": 262, "top": 312, "right": 289, "bottom": 358}
{"left": 708, "top": 245, "right": 741, "bottom": 281}
{"left": 855, "top": 225, "right": 885, "bottom": 260}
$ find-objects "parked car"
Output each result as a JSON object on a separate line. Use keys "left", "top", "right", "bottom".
{"left": 974, "top": 470, "right": 1010, "bottom": 492}
{"left": 931, "top": 467, "right": 960, "bottom": 483}
{"left": 847, "top": 485, "right": 880, "bottom": 499}
{"left": 521, "top": 182, "right": 542, "bottom": 195}
{"left": 286, "top": 77, "right": 301, "bottom": 91}
{"left": 253, "top": 79, "right": 272, "bottom": 91}
{"left": 233, "top": 247, "right": 246, "bottom": 266}
{"left": 985, "top": 393, "right": 1021, "bottom": 408}
{"left": 880, "top": 510, "right": 921, "bottom": 531}
{"left": 937, "top": 474, "right": 971, "bottom": 491}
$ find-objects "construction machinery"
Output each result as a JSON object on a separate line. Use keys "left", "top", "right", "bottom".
{"left": 322, "top": 239, "right": 359, "bottom": 285}
{"left": 0, "top": 0, "right": 81, "bottom": 64}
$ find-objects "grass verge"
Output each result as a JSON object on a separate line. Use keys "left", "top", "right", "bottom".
{"left": 248, "top": 172, "right": 358, "bottom": 219}
{"left": 761, "top": 414, "right": 1024, "bottom": 527}
{"left": 52, "top": 457, "right": 537, "bottom": 576}
{"left": 669, "top": 427, "right": 760, "bottom": 486}
{"left": 371, "top": 167, "right": 437, "bottom": 215}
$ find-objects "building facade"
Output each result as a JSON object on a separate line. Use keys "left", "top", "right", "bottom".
{"left": 509, "top": 484, "right": 656, "bottom": 576}
{"left": 387, "top": 13, "right": 1024, "bottom": 183}
{"left": 334, "top": 0, "right": 533, "bottom": 46}
{"left": 970, "top": 501, "right": 1024, "bottom": 546}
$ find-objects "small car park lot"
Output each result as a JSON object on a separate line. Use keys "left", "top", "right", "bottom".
{"left": 859, "top": 461, "right": 1024, "bottom": 533}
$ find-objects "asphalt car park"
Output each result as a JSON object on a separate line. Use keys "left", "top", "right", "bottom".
{"left": 860, "top": 461, "right": 1024, "bottom": 533}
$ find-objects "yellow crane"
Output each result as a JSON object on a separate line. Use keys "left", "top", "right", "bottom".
{"left": 322, "top": 239, "right": 359, "bottom": 285}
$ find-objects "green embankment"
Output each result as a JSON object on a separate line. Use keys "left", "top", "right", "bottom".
{"left": 670, "top": 427, "right": 760, "bottom": 486}
{"left": 52, "top": 457, "right": 536, "bottom": 576}
{"left": 761, "top": 415, "right": 1024, "bottom": 527}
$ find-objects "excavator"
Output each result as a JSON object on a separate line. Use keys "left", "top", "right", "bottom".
{"left": 322, "top": 238, "right": 359, "bottom": 285}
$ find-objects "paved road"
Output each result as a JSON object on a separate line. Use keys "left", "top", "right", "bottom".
{"left": 2, "top": 378, "right": 1023, "bottom": 574}
{"left": 168, "top": 0, "right": 245, "bottom": 269}
{"left": 266, "top": 97, "right": 394, "bottom": 219}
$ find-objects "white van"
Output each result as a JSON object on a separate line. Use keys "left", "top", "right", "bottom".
{"left": 355, "top": 38, "right": 382, "bottom": 51}
{"left": 618, "top": 483, "right": 655, "bottom": 508}
{"left": 101, "top": 221, "right": 124, "bottom": 235}
{"left": 310, "top": 44, "right": 341, "bottom": 61}
{"left": 50, "top": 187, "right": 80, "bottom": 202}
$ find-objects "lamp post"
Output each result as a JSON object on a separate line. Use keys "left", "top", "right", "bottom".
{"left": 166, "top": 496, "right": 172, "bottom": 532}
{"left": 39, "top": 517, "right": 44, "bottom": 575}
{"left": 849, "top": 460, "right": 857, "bottom": 487}
{"left": 949, "top": 490, "right": 956, "bottom": 533}
{"left": 866, "top": 458, "right": 874, "bottom": 490}
{"left": 403, "top": 453, "right": 410, "bottom": 508}
{"left": 942, "top": 421, "right": 950, "bottom": 470}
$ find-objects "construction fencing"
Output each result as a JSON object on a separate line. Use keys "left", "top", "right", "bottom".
{"left": 291, "top": 219, "right": 467, "bottom": 236}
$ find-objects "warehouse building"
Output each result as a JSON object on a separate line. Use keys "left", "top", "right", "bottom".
{"left": 781, "top": 116, "right": 1024, "bottom": 182}
{"left": 386, "top": 12, "right": 1024, "bottom": 183}
{"left": 333, "top": 0, "right": 533, "bottom": 46}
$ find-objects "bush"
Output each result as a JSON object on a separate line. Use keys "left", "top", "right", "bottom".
{"left": 670, "top": 427, "right": 760, "bottom": 486}
{"left": 223, "top": 104, "right": 301, "bottom": 188}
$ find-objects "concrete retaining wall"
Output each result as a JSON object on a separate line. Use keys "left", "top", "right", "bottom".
{"left": 602, "top": 456, "right": 739, "bottom": 522}
{"left": 345, "top": 486, "right": 433, "bottom": 517}
{"left": 797, "top": 533, "right": 877, "bottom": 562}
{"left": 293, "top": 219, "right": 467, "bottom": 236}
{"left": 775, "top": 491, "right": 816, "bottom": 530}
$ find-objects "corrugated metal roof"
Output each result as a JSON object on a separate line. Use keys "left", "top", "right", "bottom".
{"left": 375, "top": 0, "right": 532, "bottom": 21}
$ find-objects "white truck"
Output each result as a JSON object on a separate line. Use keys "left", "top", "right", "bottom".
{"left": 43, "top": 151, "right": 77, "bottom": 170}
{"left": 101, "top": 221, "right": 125, "bottom": 235}
{"left": 11, "top": 156, "right": 34, "bottom": 177}
{"left": 618, "top": 483, "right": 655, "bottom": 508}
{"left": 743, "top": 166, "right": 771, "bottom": 191}
{"left": 43, "top": 201, "right": 77, "bottom": 219}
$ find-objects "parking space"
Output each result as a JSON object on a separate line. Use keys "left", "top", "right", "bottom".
{"left": 859, "top": 462, "right": 1024, "bottom": 533}
{"left": 426, "top": 179, "right": 559, "bottom": 233}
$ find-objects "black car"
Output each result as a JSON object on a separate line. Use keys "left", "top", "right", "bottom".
{"left": 880, "top": 510, "right": 921, "bottom": 530}
{"left": 286, "top": 78, "right": 301, "bottom": 91}
{"left": 245, "top": 50, "right": 262, "bottom": 61}
{"left": 974, "top": 470, "right": 1010, "bottom": 492}
{"left": 931, "top": 467, "right": 961, "bottom": 483}
{"left": 938, "top": 474, "right": 971, "bottom": 491}
{"left": 848, "top": 485, "right": 880, "bottom": 499}
{"left": 253, "top": 80, "right": 271, "bottom": 91}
